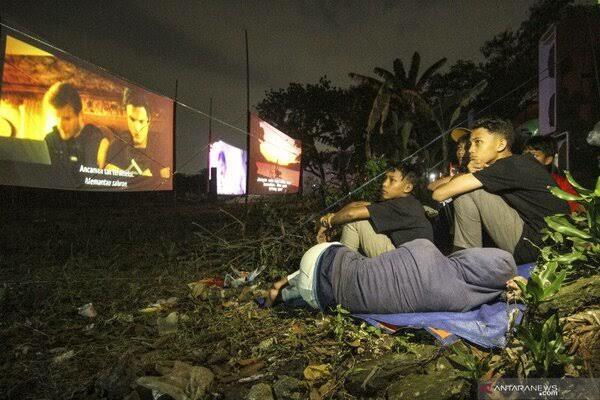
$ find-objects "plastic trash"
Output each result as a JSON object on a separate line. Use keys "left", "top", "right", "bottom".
{"left": 224, "top": 265, "right": 267, "bottom": 288}
{"left": 78, "top": 303, "right": 97, "bottom": 318}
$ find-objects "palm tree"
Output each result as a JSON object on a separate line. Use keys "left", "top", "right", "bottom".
{"left": 349, "top": 52, "right": 447, "bottom": 159}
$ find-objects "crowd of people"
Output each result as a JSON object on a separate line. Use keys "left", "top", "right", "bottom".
{"left": 265, "top": 117, "right": 575, "bottom": 316}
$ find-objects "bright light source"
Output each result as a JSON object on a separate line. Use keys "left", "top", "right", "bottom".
{"left": 428, "top": 172, "right": 437, "bottom": 182}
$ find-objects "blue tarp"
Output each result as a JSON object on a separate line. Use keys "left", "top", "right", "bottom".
{"left": 353, "top": 263, "right": 535, "bottom": 348}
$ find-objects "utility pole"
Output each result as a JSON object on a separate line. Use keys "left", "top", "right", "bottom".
{"left": 245, "top": 29, "right": 250, "bottom": 204}
{"left": 206, "top": 97, "right": 213, "bottom": 193}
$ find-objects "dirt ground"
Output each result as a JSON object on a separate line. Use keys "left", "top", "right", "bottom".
{"left": 0, "top": 197, "right": 595, "bottom": 399}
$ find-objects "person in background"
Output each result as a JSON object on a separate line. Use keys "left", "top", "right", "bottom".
{"left": 523, "top": 136, "right": 581, "bottom": 213}
{"left": 427, "top": 127, "right": 470, "bottom": 191}
{"left": 432, "top": 117, "right": 569, "bottom": 264}
{"left": 317, "top": 162, "right": 433, "bottom": 258}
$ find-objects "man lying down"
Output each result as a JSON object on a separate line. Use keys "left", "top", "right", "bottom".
{"left": 266, "top": 239, "right": 517, "bottom": 314}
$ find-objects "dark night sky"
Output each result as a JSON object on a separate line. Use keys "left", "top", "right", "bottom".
{"left": 1, "top": 0, "right": 538, "bottom": 174}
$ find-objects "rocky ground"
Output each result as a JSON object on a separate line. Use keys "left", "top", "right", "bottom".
{"left": 1, "top": 197, "right": 598, "bottom": 399}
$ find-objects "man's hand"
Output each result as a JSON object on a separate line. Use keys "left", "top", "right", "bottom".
{"left": 319, "top": 213, "right": 335, "bottom": 229}
{"left": 506, "top": 276, "right": 528, "bottom": 302}
{"left": 467, "top": 159, "right": 486, "bottom": 173}
{"left": 316, "top": 226, "right": 328, "bottom": 243}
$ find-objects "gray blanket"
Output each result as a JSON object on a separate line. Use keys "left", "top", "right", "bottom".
{"left": 331, "top": 239, "right": 516, "bottom": 314}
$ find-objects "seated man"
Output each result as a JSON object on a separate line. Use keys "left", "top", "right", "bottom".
{"left": 266, "top": 239, "right": 516, "bottom": 314}
{"left": 523, "top": 136, "right": 581, "bottom": 213}
{"left": 317, "top": 162, "right": 433, "bottom": 257}
{"left": 432, "top": 117, "right": 570, "bottom": 264}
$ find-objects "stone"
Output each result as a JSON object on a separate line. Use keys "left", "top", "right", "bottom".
{"left": 206, "top": 347, "right": 229, "bottom": 365}
{"left": 386, "top": 372, "right": 467, "bottom": 400}
{"left": 345, "top": 344, "right": 437, "bottom": 395}
{"left": 95, "top": 356, "right": 141, "bottom": 400}
{"left": 539, "top": 275, "right": 600, "bottom": 316}
{"left": 273, "top": 375, "right": 304, "bottom": 399}
{"left": 246, "top": 383, "right": 274, "bottom": 400}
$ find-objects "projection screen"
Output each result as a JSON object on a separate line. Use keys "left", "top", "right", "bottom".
{"left": 209, "top": 140, "right": 247, "bottom": 195}
{"left": 0, "top": 30, "right": 174, "bottom": 191}
{"left": 248, "top": 114, "right": 301, "bottom": 194}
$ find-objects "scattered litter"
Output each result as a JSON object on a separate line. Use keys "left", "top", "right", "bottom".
{"left": 136, "top": 361, "right": 214, "bottom": 400}
{"left": 108, "top": 312, "right": 135, "bottom": 323}
{"left": 157, "top": 312, "right": 179, "bottom": 336}
{"left": 304, "top": 364, "right": 331, "bottom": 381}
{"left": 224, "top": 265, "right": 267, "bottom": 288}
{"left": 188, "top": 280, "right": 224, "bottom": 300}
{"left": 238, "top": 373, "right": 267, "bottom": 383}
{"left": 53, "top": 350, "right": 75, "bottom": 364}
{"left": 140, "top": 297, "right": 178, "bottom": 313}
{"left": 257, "top": 337, "right": 275, "bottom": 352}
{"left": 239, "top": 360, "right": 265, "bottom": 378}
{"left": 78, "top": 303, "right": 97, "bottom": 318}
{"left": 84, "top": 323, "right": 95, "bottom": 332}
{"left": 49, "top": 347, "right": 67, "bottom": 354}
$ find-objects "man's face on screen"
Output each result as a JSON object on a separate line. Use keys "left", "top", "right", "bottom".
{"left": 55, "top": 105, "right": 82, "bottom": 141}
{"left": 126, "top": 105, "right": 149, "bottom": 148}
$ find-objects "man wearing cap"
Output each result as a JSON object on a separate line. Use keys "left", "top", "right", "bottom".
{"left": 265, "top": 239, "right": 516, "bottom": 314}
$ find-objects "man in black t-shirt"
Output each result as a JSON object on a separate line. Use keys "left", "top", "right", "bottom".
{"left": 318, "top": 162, "right": 433, "bottom": 257}
{"left": 432, "top": 117, "right": 569, "bottom": 264}
{"left": 104, "top": 88, "right": 170, "bottom": 181}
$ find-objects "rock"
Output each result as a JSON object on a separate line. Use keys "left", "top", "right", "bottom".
{"left": 246, "top": 383, "right": 274, "bottom": 400}
{"left": 206, "top": 347, "right": 229, "bottom": 365}
{"left": 345, "top": 344, "right": 437, "bottom": 395}
{"left": 95, "top": 356, "right": 141, "bottom": 400}
{"left": 386, "top": 372, "right": 467, "bottom": 400}
{"left": 136, "top": 361, "right": 214, "bottom": 400}
{"left": 123, "top": 391, "right": 141, "bottom": 400}
{"left": 157, "top": 312, "right": 179, "bottom": 336}
{"left": 272, "top": 357, "right": 306, "bottom": 379}
{"left": 539, "top": 275, "right": 600, "bottom": 316}
{"left": 273, "top": 375, "right": 304, "bottom": 399}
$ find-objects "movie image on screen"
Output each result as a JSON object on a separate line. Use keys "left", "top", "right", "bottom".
{"left": 248, "top": 114, "right": 301, "bottom": 194}
{"left": 209, "top": 140, "right": 247, "bottom": 195}
{"left": 0, "top": 32, "right": 174, "bottom": 191}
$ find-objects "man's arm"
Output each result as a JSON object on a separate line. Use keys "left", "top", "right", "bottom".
{"left": 432, "top": 173, "right": 483, "bottom": 202}
{"left": 339, "top": 201, "right": 371, "bottom": 212}
{"left": 321, "top": 204, "right": 371, "bottom": 229}
{"left": 427, "top": 175, "right": 452, "bottom": 191}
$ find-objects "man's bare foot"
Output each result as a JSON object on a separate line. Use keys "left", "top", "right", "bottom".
{"left": 273, "top": 277, "right": 288, "bottom": 291}
{"left": 264, "top": 287, "right": 282, "bottom": 307}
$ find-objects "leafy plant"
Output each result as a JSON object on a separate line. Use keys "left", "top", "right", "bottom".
{"left": 506, "top": 173, "right": 599, "bottom": 378}
{"left": 446, "top": 343, "right": 494, "bottom": 382}
{"left": 332, "top": 304, "right": 353, "bottom": 342}
{"left": 542, "top": 172, "right": 600, "bottom": 277}
{"left": 514, "top": 260, "right": 566, "bottom": 313}
{"left": 516, "top": 313, "right": 572, "bottom": 377}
